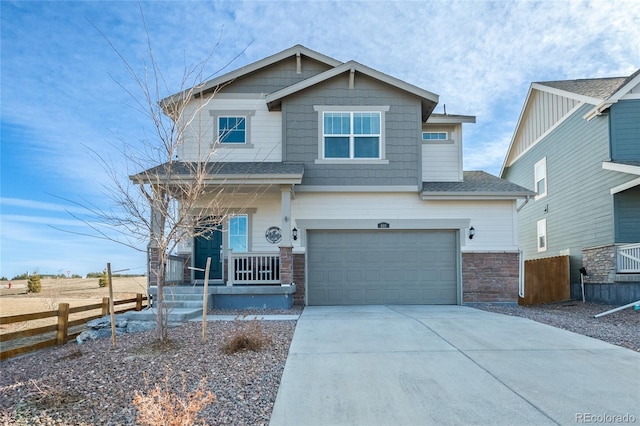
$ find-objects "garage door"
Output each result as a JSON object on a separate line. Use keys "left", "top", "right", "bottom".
{"left": 307, "top": 230, "right": 458, "bottom": 305}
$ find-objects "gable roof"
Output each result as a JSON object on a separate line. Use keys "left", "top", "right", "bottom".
{"left": 162, "top": 45, "right": 443, "bottom": 121}
{"left": 160, "top": 45, "right": 343, "bottom": 107}
{"left": 421, "top": 171, "right": 535, "bottom": 200}
{"left": 265, "top": 60, "right": 439, "bottom": 121}
{"left": 501, "top": 68, "right": 640, "bottom": 175}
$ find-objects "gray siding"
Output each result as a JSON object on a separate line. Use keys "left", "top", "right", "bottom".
{"left": 503, "top": 104, "right": 632, "bottom": 284}
{"left": 614, "top": 186, "right": 640, "bottom": 243}
{"left": 282, "top": 74, "right": 422, "bottom": 186}
{"left": 610, "top": 100, "right": 640, "bottom": 161}
{"left": 218, "top": 57, "right": 333, "bottom": 94}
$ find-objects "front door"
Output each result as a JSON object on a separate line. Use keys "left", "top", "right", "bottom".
{"left": 194, "top": 224, "right": 223, "bottom": 281}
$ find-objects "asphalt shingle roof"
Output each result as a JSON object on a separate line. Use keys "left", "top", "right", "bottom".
{"left": 421, "top": 171, "right": 535, "bottom": 196}
{"left": 133, "top": 162, "right": 304, "bottom": 178}
{"left": 537, "top": 69, "right": 640, "bottom": 100}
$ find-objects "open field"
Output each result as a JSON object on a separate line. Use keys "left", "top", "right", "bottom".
{"left": 0, "top": 277, "right": 148, "bottom": 335}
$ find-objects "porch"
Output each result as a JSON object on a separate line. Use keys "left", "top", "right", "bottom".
{"left": 162, "top": 252, "right": 296, "bottom": 310}
{"left": 580, "top": 243, "right": 640, "bottom": 304}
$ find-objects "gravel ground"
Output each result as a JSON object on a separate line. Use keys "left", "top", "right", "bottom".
{"left": 1, "top": 302, "right": 637, "bottom": 425}
{"left": 473, "top": 301, "right": 639, "bottom": 352}
{"left": 0, "top": 314, "right": 298, "bottom": 426}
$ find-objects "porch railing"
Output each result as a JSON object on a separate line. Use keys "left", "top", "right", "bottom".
{"left": 617, "top": 243, "right": 640, "bottom": 273}
{"left": 227, "top": 251, "right": 280, "bottom": 285}
{"left": 166, "top": 255, "right": 185, "bottom": 283}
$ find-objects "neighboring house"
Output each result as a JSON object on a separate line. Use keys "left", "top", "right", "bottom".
{"left": 136, "top": 45, "right": 534, "bottom": 307}
{"left": 501, "top": 69, "right": 640, "bottom": 304}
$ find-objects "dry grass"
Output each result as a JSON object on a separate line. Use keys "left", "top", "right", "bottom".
{"left": 0, "top": 277, "right": 147, "bottom": 335}
{"left": 133, "top": 372, "right": 216, "bottom": 426}
{"left": 221, "top": 317, "right": 272, "bottom": 355}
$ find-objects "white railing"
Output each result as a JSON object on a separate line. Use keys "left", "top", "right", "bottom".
{"left": 227, "top": 251, "right": 280, "bottom": 285}
{"left": 166, "top": 255, "right": 185, "bottom": 283}
{"left": 617, "top": 243, "right": 640, "bottom": 273}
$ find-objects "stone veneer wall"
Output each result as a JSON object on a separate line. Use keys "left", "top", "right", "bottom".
{"left": 580, "top": 244, "right": 640, "bottom": 304}
{"left": 582, "top": 244, "right": 616, "bottom": 284}
{"left": 462, "top": 252, "right": 520, "bottom": 303}
{"left": 292, "top": 254, "right": 306, "bottom": 305}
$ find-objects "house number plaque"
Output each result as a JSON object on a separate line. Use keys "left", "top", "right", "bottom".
{"left": 378, "top": 222, "right": 390, "bottom": 229}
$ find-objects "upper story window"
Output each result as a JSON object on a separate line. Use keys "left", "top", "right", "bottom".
{"left": 534, "top": 157, "right": 547, "bottom": 199}
{"left": 229, "top": 214, "right": 248, "bottom": 252}
{"left": 218, "top": 117, "right": 246, "bottom": 144}
{"left": 422, "top": 132, "right": 448, "bottom": 141}
{"left": 210, "top": 110, "right": 255, "bottom": 148}
{"left": 537, "top": 218, "right": 547, "bottom": 252}
{"left": 314, "top": 106, "right": 389, "bottom": 164}
{"left": 323, "top": 112, "right": 381, "bottom": 159}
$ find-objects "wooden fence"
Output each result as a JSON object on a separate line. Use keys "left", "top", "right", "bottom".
{"left": 519, "top": 255, "right": 570, "bottom": 305}
{"left": 0, "top": 294, "right": 147, "bottom": 361}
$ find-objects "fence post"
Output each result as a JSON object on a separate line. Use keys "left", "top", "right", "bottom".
{"left": 57, "top": 303, "right": 70, "bottom": 345}
{"left": 102, "top": 297, "right": 109, "bottom": 316}
{"left": 136, "top": 293, "right": 143, "bottom": 311}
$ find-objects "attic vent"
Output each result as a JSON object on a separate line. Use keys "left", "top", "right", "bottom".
{"left": 296, "top": 52, "right": 302, "bottom": 75}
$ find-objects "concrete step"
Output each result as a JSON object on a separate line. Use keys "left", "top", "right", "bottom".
{"left": 123, "top": 307, "right": 202, "bottom": 322}
{"left": 160, "top": 294, "right": 204, "bottom": 302}
{"left": 163, "top": 300, "right": 204, "bottom": 309}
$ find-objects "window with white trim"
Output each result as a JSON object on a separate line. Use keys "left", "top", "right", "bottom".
{"left": 537, "top": 219, "right": 547, "bottom": 252}
{"left": 534, "top": 158, "right": 547, "bottom": 199}
{"left": 218, "top": 116, "right": 246, "bottom": 144}
{"left": 323, "top": 111, "right": 381, "bottom": 159}
{"left": 229, "top": 215, "right": 248, "bottom": 252}
{"left": 422, "top": 132, "right": 448, "bottom": 140}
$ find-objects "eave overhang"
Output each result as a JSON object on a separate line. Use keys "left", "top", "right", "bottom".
{"left": 602, "top": 161, "right": 640, "bottom": 194}
{"left": 129, "top": 162, "right": 304, "bottom": 186}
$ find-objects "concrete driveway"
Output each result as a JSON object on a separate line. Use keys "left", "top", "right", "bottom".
{"left": 270, "top": 305, "right": 639, "bottom": 426}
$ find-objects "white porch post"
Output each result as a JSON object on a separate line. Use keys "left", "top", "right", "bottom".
{"left": 279, "top": 185, "right": 293, "bottom": 284}
{"left": 280, "top": 185, "right": 292, "bottom": 246}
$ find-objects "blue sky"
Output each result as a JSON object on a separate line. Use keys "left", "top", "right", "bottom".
{"left": 1, "top": 1, "right": 639, "bottom": 279}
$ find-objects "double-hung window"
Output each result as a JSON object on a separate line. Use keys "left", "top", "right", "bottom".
{"left": 218, "top": 117, "right": 246, "bottom": 144}
{"left": 534, "top": 158, "right": 547, "bottom": 199}
{"left": 228, "top": 215, "right": 248, "bottom": 252}
{"left": 537, "top": 219, "right": 547, "bottom": 252}
{"left": 323, "top": 112, "right": 381, "bottom": 159}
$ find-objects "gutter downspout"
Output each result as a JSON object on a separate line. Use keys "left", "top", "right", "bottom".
{"left": 516, "top": 195, "right": 531, "bottom": 212}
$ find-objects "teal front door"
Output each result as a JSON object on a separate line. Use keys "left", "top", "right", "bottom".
{"left": 194, "top": 224, "right": 223, "bottom": 281}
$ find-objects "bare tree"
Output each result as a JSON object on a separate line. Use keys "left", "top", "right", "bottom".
{"left": 81, "top": 14, "right": 255, "bottom": 341}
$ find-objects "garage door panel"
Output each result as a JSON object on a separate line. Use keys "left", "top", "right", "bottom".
{"left": 308, "top": 230, "right": 458, "bottom": 305}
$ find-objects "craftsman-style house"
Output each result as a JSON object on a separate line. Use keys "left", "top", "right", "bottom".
{"left": 135, "top": 45, "right": 534, "bottom": 308}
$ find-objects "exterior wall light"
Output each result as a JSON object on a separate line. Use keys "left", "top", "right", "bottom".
{"left": 292, "top": 228, "right": 298, "bottom": 241}
{"left": 469, "top": 226, "right": 475, "bottom": 240}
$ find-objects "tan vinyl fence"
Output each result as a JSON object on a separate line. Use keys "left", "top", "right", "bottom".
{"left": 519, "top": 255, "right": 570, "bottom": 305}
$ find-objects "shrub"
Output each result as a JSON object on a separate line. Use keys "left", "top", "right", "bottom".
{"left": 221, "top": 317, "right": 271, "bottom": 354}
{"left": 27, "top": 273, "right": 42, "bottom": 293}
{"left": 98, "top": 270, "right": 108, "bottom": 288}
{"left": 133, "top": 374, "right": 215, "bottom": 426}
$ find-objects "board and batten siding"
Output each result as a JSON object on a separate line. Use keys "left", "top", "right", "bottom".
{"left": 503, "top": 104, "right": 633, "bottom": 283}
{"left": 609, "top": 100, "right": 640, "bottom": 161}
{"left": 281, "top": 74, "right": 423, "bottom": 187}
{"left": 506, "top": 89, "right": 580, "bottom": 167}
{"left": 422, "top": 124, "right": 463, "bottom": 182}
{"left": 179, "top": 97, "right": 282, "bottom": 162}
